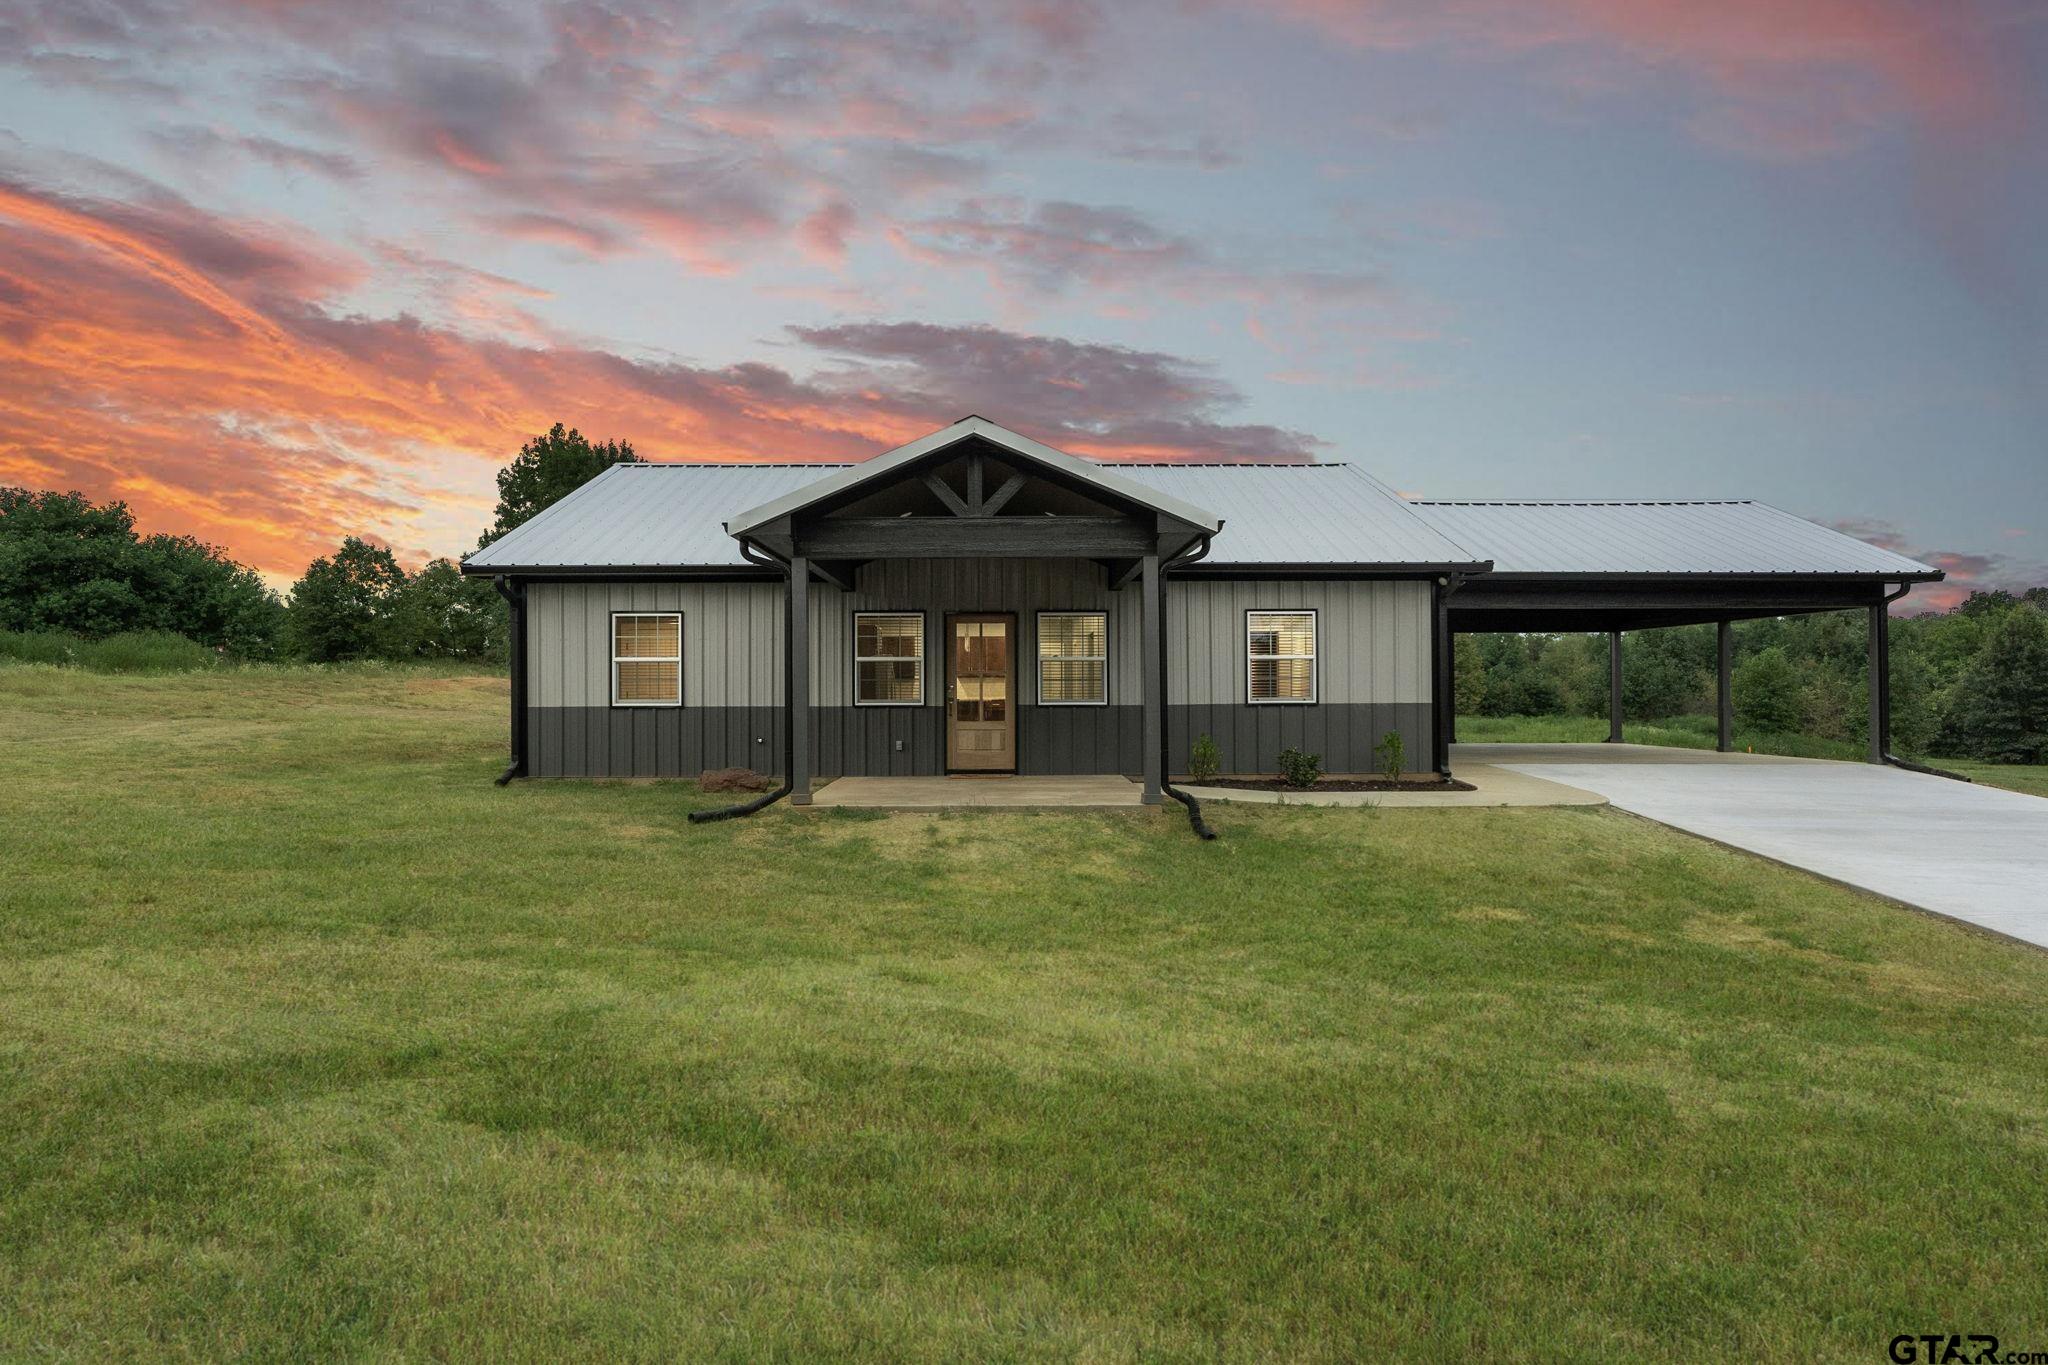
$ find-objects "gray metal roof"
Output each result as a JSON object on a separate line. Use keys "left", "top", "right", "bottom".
{"left": 1407, "top": 500, "right": 1939, "bottom": 577}
{"left": 464, "top": 451, "right": 1938, "bottom": 581}
{"left": 466, "top": 463, "right": 854, "bottom": 571}
{"left": 464, "top": 458, "right": 1486, "bottom": 571}
{"left": 1105, "top": 463, "right": 1484, "bottom": 567}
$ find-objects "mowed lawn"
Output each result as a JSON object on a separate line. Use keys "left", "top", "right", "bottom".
{"left": 4, "top": 668, "right": 2047, "bottom": 1360}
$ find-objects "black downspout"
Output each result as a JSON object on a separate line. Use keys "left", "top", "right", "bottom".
{"left": 689, "top": 540, "right": 796, "bottom": 822}
{"left": 492, "top": 576, "right": 526, "bottom": 785}
{"left": 1872, "top": 583, "right": 1973, "bottom": 783}
{"left": 1158, "top": 534, "right": 1218, "bottom": 840}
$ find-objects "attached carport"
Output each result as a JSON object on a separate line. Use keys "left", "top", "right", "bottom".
{"left": 1407, "top": 499, "right": 1945, "bottom": 767}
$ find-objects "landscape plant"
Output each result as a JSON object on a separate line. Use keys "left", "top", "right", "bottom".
{"left": 1374, "top": 729, "right": 1404, "bottom": 783}
{"left": 1276, "top": 745, "right": 1322, "bottom": 788}
{"left": 1189, "top": 732, "right": 1221, "bottom": 782}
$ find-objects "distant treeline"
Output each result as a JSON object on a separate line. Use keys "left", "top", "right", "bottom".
{"left": 1458, "top": 591, "right": 2048, "bottom": 763}
{"left": 0, "top": 424, "right": 635, "bottom": 669}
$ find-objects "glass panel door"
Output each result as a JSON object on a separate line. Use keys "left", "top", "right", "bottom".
{"left": 947, "top": 615, "right": 1015, "bottom": 771}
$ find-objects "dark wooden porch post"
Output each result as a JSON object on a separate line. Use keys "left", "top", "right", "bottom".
{"left": 1607, "top": 630, "right": 1624, "bottom": 743}
{"left": 789, "top": 554, "right": 812, "bottom": 803}
{"left": 1867, "top": 603, "right": 1889, "bottom": 764}
{"left": 1716, "top": 620, "right": 1733, "bottom": 752}
{"left": 1140, "top": 552, "right": 1163, "bottom": 804}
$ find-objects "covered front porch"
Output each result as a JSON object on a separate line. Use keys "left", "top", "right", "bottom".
{"left": 722, "top": 417, "right": 1222, "bottom": 807}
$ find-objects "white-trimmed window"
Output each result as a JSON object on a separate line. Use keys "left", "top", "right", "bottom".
{"left": 1247, "top": 610, "right": 1316, "bottom": 703}
{"left": 1037, "top": 611, "right": 1107, "bottom": 705}
{"left": 855, "top": 612, "right": 924, "bottom": 705}
{"left": 612, "top": 612, "right": 681, "bottom": 706}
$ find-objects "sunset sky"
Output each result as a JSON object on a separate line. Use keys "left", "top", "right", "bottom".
{"left": 2, "top": 0, "right": 2043, "bottom": 608}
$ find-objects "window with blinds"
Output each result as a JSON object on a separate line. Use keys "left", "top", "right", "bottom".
{"left": 1247, "top": 609, "right": 1316, "bottom": 703}
{"left": 1037, "top": 611, "right": 1107, "bottom": 705}
{"left": 612, "top": 612, "right": 681, "bottom": 706}
{"left": 855, "top": 612, "right": 924, "bottom": 705}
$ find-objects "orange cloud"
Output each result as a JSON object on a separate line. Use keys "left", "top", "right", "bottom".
{"left": 0, "top": 179, "right": 1316, "bottom": 579}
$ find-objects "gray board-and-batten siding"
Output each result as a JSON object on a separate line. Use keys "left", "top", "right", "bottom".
{"left": 521, "top": 562, "right": 1434, "bottom": 779}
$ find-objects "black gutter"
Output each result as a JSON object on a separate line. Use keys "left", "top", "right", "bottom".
{"left": 1469, "top": 570, "right": 1946, "bottom": 584}
{"left": 688, "top": 539, "right": 796, "bottom": 823}
{"left": 491, "top": 576, "right": 526, "bottom": 785}
{"left": 1159, "top": 534, "right": 1219, "bottom": 840}
{"left": 461, "top": 563, "right": 779, "bottom": 581}
{"left": 1873, "top": 582, "right": 1973, "bottom": 783}
{"left": 1172, "top": 561, "right": 1491, "bottom": 579}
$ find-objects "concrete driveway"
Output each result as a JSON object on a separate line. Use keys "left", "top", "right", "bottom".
{"left": 1461, "top": 744, "right": 2048, "bottom": 949}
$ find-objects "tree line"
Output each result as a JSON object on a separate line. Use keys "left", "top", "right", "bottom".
{"left": 1457, "top": 591, "right": 2048, "bottom": 763}
{"left": 0, "top": 424, "right": 634, "bottom": 666}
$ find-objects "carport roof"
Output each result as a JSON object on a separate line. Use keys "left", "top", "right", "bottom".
{"left": 1408, "top": 499, "right": 1939, "bottom": 579}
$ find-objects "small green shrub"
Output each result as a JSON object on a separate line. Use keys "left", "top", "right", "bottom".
{"left": 0, "top": 629, "right": 217, "bottom": 673}
{"left": 0, "top": 630, "right": 80, "bottom": 666}
{"left": 86, "top": 631, "right": 219, "bottom": 673}
{"left": 1276, "top": 746, "right": 1322, "bottom": 788}
{"left": 1189, "top": 733, "right": 1221, "bottom": 782}
{"left": 1374, "top": 730, "right": 1405, "bottom": 783}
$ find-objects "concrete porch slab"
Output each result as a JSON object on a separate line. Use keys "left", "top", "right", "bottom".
{"left": 807, "top": 775, "right": 1150, "bottom": 810}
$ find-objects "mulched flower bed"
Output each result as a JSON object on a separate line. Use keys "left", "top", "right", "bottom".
{"left": 1191, "top": 776, "right": 1478, "bottom": 793}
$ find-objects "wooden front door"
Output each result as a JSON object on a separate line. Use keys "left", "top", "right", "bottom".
{"left": 946, "top": 614, "right": 1016, "bottom": 772}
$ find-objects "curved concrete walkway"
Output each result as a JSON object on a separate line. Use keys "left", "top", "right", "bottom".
{"left": 1488, "top": 745, "right": 2048, "bottom": 949}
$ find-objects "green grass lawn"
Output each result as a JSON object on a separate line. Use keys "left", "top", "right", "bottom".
{"left": 5, "top": 665, "right": 2047, "bottom": 1359}
{"left": 1455, "top": 710, "right": 1868, "bottom": 759}
{"left": 1939, "top": 761, "right": 2048, "bottom": 798}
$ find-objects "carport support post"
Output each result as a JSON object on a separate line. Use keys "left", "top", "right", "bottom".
{"left": 1867, "top": 602, "right": 1889, "bottom": 765}
{"left": 1445, "top": 627, "right": 1458, "bottom": 744}
{"left": 789, "top": 554, "right": 812, "bottom": 804}
{"left": 1140, "top": 552, "right": 1163, "bottom": 805}
{"left": 1716, "top": 620, "right": 1734, "bottom": 753}
{"left": 1606, "top": 630, "right": 1624, "bottom": 743}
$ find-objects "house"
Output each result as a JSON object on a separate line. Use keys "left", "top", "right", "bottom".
{"left": 461, "top": 416, "right": 1941, "bottom": 803}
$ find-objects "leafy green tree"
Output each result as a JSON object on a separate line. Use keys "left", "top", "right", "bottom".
{"left": 0, "top": 487, "right": 283, "bottom": 655}
{"left": 1620, "top": 626, "right": 1711, "bottom": 720}
{"left": 1799, "top": 668, "right": 1861, "bottom": 744}
{"left": 1942, "top": 606, "right": 2048, "bottom": 762}
{"left": 478, "top": 424, "right": 639, "bottom": 547}
{"left": 1477, "top": 634, "right": 1558, "bottom": 715}
{"left": 1733, "top": 646, "right": 1802, "bottom": 733}
{"left": 383, "top": 559, "right": 507, "bottom": 661}
{"left": 286, "top": 537, "right": 406, "bottom": 662}
{"left": 1452, "top": 634, "right": 1485, "bottom": 715}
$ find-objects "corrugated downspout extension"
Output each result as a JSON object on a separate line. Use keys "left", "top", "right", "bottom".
{"left": 491, "top": 575, "right": 526, "bottom": 785}
{"left": 690, "top": 541, "right": 795, "bottom": 823}
{"left": 1160, "top": 535, "right": 1219, "bottom": 840}
{"left": 1873, "top": 583, "right": 1973, "bottom": 783}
